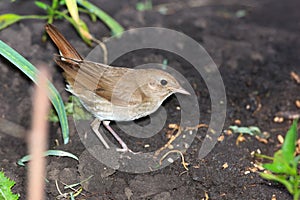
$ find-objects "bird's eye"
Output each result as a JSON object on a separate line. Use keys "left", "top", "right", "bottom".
{"left": 160, "top": 79, "right": 168, "bottom": 86}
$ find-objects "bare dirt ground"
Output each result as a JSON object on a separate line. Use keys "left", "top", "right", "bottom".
{"left": 0, "top": 0, "right": 300, "bottom": 199}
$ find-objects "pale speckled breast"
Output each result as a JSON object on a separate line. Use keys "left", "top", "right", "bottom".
{"left": 82, "top": 97, "right": 161, "bottom": 121}
{"left": 71, "top": 88, "right": 162, "bottom": 121}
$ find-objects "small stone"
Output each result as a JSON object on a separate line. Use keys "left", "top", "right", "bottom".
{"left": 222, "top": 162, "right": 228, "bottom": 169}
{"left": 234, "top": 119, "right": 241, "bottom": 125}
{"left": 167, "top": 157, "right": 174, "bottom": 163}
{"left": 218, "top": 135, "right": 224, "bottom": 142}
{"left": 273, "top": 116, "right": 284, "bottom": 123}
{"left": 277, "top": 135, "right": 284, "bottom": 144}
{"left": 295, "top": 100, "right": 300, "bottom": 108}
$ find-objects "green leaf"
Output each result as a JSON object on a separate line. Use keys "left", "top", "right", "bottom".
{"left": 76, "top": 0, "right": 124, "bottom": 36}
{"left": 0, "top": 40, "right": 69, "bottom": 144}
{"left": 229, "top": 125, "right": 261, "bottom": 136}
{"left": 89, "top": 12, "right": 97, "bottom": 22}
{"left": 66, "top": 0, "right": 80, "bottom": 23}
{"left": 51, "top": 0, "right": 59, "bottom": 9}
{"left": 0, "top": 172, "right": 19, "bottom": 200}
{"left": 35, "top": 1, "right": 50, "bottom": 11}
{"left": 0, "top": 13, "right": 47, "bottom": 30}
{"left": 17, "top": 150, "right": 78, "bottom": 166}
{"left": 263, "top": 150, "right": 295, "bottom": 175}
{"left": 0, "top": 14, "right": 22, "bottom": 30}
{"left": 64, "top": 0, "right": 94, "bottom": 44}
{"left": 59, "top": 0, "right": 66, "bottom": 6}
{"left": 48, "top": 95, "right": 91, "bottom": 123}
{"left": 260, "top": 172, "right": 294, "bottom": 194}
{"left": 48, "top": 109, "right": 59, "bottom": 122}
{"left": 136, "top": 0, "right": 153, "bottom": 11}
{"left": 260, "top": 119, "right": 300, "bottom": 199}
{"left": 282, "top": 119, "right": 298, "bottom": 162}
{"left": 262, "top": 120, "right": 299, "bottom": 175}
{"left": 61, "top": 13, "right": 92, "bottom": 45}
{"left": 69, "top": 96, "right": 92, "bottom": 120}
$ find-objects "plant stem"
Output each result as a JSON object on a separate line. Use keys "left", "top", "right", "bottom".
{"left": 255, "top": 153, "right": 274, "bottom": 161}
{"left": 76, "top": 0, "right": 124, "bottom": 36}
{"left": 21, "top": 15, "right": 48, "bottom": 20}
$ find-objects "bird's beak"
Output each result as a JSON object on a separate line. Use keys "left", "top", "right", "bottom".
{"left": 173, "top": 87, "right": 191, "bottom": 95}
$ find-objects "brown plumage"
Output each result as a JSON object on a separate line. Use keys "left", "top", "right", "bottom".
{"left": 45, "top": 24, "right": 190, "bottom": 152}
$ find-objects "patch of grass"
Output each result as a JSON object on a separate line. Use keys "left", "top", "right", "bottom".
{"left": 259, "top": 120, "right": 300, "bottom": 200}
{"left": 0, "top": 0, "right": 124, "bottom": 44}
{"left": 0, "top": 171, "right": 20, "bottom": 200}
{"left": 0, "top": 40, "right": 69, "bottom": 144}
{"left": 49, "top": 95, "right": 92, "bottom": 123}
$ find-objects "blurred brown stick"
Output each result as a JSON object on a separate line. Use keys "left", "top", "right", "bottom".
{"left": 27, "top": 68, "right": 50, "bottom": 200}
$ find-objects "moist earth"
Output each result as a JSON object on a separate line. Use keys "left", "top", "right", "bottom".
{"left": 0, "top": 0, "right": 300, "bottom": 199}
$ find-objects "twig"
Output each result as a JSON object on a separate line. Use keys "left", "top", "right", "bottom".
{"left": 27, "top": 68, "right": 50, "bottom": 200}
{"left": 159, "top": 149, "right": 189, "bottom": 171}
{"left": 92, "top": 37, "right": 108, "bottom": 64}
{"left": 155, "top": 125, "right": 182, "bottom": 156}
{"left": 155, "top": 123, "right": 208, "bottom": 157}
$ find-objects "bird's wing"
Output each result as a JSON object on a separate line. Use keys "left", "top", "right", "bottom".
{"left": 57, "top": 59, "right": 144, "bottom": 107}
{"left": 91, "top": 63, "right": 144, "bottom": 107}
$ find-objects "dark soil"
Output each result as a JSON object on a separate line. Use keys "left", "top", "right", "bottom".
{"left": 1, "top": 0, "right": 300, "bottom": 199}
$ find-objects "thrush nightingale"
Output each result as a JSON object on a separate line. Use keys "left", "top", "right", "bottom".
{"left": 45, "top": 24, "right": 190, "bottom": 152}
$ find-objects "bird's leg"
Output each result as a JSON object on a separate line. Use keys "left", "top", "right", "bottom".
{"left": 102, "top": 120, "right": 131, "bottom": 152}
{"left": 90, "top": 118, "right": 110, "bottom": 149}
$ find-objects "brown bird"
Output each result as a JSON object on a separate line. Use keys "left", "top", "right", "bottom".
{"left": 45, "top": 24, "right": 190, "bottom": 152}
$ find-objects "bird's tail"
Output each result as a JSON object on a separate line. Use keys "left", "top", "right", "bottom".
{"left": 46, "top": 24, "right": 86, "bottom": 88}
{"left": 45, "top": 24, "right": 82, "bottom": 61}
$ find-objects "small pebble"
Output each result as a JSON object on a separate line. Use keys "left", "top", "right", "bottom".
{"left": 234, "top": 119, "right": 241, "bottom": 125}
{"left": 277, "top": 135, "right": 284, "bottom": 144}
{"left": 222, "top": 162, "right": 228, "bottom": 169}
{"left": 273, "top": 116, "right": 284, "bottom": 123}
{"left": 218, "top": 135, "right": 224, "bottom": 142}
{"left": 256, "top": 149, "right": 261, "bottom": 154}
{"left": 295, "top": 100, "right": 300, "bottom": 108}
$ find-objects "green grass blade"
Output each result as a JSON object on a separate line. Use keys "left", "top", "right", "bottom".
{"left": 76, "top": 0, "right": 124, "bottom": 36}
{"left": 0, "top": 14, "right": 48, "bottom": 30}
{"left": 66, "top": 0, "right": 80, "bottom": 23}
{"left": 0, "top": 14, "right": 22, "bottom": 30}
{"left": 0, "top": 172, "right": 20, "bottom": 200}
{"left": 260, "top": 173, "right": 294, "bottom": 194}
{"left": 0, "top": 40, "right": 69, "bottom": 144}
{"left": 17, "top": 150, "right": 78, "bottom": 166}
{"left": 58, "top": 12, "right": 92, "bottom": 45}
{"left": 282, "top": 119, "right": 298, "bottom": 162}
{"left": 35, "top": 1, "right": 51, "bottom": 11}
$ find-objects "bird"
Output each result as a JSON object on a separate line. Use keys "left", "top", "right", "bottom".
{"left": 45, "top": 24, "right": 190, "bottom": 152}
